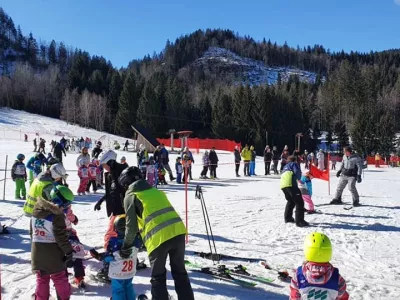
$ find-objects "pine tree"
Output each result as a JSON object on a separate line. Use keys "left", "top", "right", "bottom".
{"left": 48, "top": 40, "right": 57, "bottom": 64}
{"left": 26, "top": 32, "right": 38, "bottom": 65}
{"left": 377, "top": 112, "right": 396, "bottom": 155}
{"left": 333, "top": 121, "right": 349, "bottom": 148}
{"left": 199, "top": 95, "right": 212, "bottom": 130}
{"left": 212, "top": 90, "right": 234, "bottom": 139}
{"left": 108, "top": 72, "right": 123, "bottom": 132}
{"left": 115, "top": 73, "right": 141, "bottom": 137}
{"left": 58, "top": 42, "right": 68, "bottom": 73}
{"left": 136, "top": 81, "right": 162, "bottom": 133}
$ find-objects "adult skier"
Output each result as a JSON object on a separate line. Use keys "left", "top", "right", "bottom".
{"left": 93, "top": 150, "right": 128, "bottom": 280}
{"left": 234, "top": 146, "right": 241, "bottom": 177}
{"left": 53, "top": 142, "right": 66, "bottom": 164}
{"left": 264, "top": 146, "right": 272, "bottom": 175}
{"left": 272, "top": 146, "right": 280, "bottom": 175}
{"left": 181, "top": 147, "right": 194, "bottom": 180}
{"left": 280, "top": 145, "right": 289, "bottom": 173}
{"left": 23, "top": 163, "right": 67, "bottom": 216}
{"left": 209, "top": 147, "right": 219, "bottom": 179}
{"left": 118, "top": 166, "right": 195, "bottom": 300}
{"left": 241, "top": 144, "right": 251, "bottom": 176}
{"left": 330, "top": 146, "right": 363, "bottom": 206}
{"left": 160, "top": 144, "right": 175, "bottom": 181}
{"left": 92, "top": 141, "right": 103, "bottom": 159}
{"left": 76, "top": 147, "right": 91, "bottom": 168}
{"left": 123, "top": 140, "right": 130, "bottom": 151}
{"left": 280, "top": 156, "right": 308, "bottom": 227}
{"left": 317, "top": 149, "right": 325, "bottom": 170}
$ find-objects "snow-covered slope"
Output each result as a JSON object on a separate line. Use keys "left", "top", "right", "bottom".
{"left": 0, "top": 110, "right": 400, "bottom": 300}
{"left": 190, "top": 47, "right": 318, "bottom": 85}
{"left": 0, "top": 108, "right": 129, "bottom": 148}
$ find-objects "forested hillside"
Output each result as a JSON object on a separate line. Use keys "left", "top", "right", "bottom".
{"left": 1, "top": 6, "right": 400, "bottom": 153}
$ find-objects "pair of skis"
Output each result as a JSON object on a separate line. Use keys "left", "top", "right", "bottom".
{"left": 185, "top": 260, "right": 275, "bottom": 289}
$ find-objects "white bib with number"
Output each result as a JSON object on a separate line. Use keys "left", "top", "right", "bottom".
{"left": 80, "top": 168, "right": 89, "bottom": 178}
{"left": 31, "top": 217, "right": 56, "bottom": 243}
{"left": 108, "top": 248, "right": 138, "bottom": 280}
{"left": 70, "top": 240, "right": 86, "bottom": 259}
{"left": 15, "top": 165, "right": 26, "bottom": 175}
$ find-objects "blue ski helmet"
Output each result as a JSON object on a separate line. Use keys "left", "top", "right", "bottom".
{"left": 17, "top": 154, "right": 25, "bottom": 161}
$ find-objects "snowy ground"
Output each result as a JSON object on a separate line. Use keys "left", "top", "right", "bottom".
{"left": 1, "top": 110, "right": 400, "bottom": 300}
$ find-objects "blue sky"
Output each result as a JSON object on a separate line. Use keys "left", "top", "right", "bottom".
{"left": 2, "top": 0, "right": 400, "bottom": 68}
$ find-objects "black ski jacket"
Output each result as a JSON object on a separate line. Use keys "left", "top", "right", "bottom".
{"left": 92, "top": 146, "right": 103, "bottom": 159}
{"left": 105, "top": 160, "right": 128, "bottom": 217}
{"left": 264, "top": 151, "right": 272, "bottom": 162}
{"left": 53, "top": 143, "right": 66, "bottom": 159}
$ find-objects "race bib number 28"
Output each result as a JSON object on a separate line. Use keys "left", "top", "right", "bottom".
{"left": 108, "top": 248, "right": 138, "bottom": 280}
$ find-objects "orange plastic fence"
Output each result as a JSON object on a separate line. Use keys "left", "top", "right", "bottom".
{"left": 157, "top": 138, "right": 241, "bottom": 152}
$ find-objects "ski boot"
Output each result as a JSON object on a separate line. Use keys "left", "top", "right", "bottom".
{"left": 330, "top": 198, "right": 343, "bottom": 205}
{"left": 1, "top": 225, "right": 9, "bottom": 234}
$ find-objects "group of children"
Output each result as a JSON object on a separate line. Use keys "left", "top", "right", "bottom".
{"left": 175, "top": 154, "right": 192, "bottom": 184}
{"left": 29, "top": 177, "right": 136, "bottom": 299}
{"left": 77, "top": 158, "right": 102, "bottom": 195}
{"left": 8, "top": 148, "right": 350, "bottom": 300}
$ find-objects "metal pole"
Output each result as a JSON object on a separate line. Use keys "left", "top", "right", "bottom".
{"left": 265, "top": 131, "right": 268, "bottom": 146}
{"left": 185, "top": 163, "right": 188, "bottom": 244}
{"left": 3, "top": 155, "right": 8, "bottom": 200}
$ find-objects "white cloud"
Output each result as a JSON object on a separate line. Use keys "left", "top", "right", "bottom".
{"left": 395, "top": 0, "right": 400, "bottom": 6}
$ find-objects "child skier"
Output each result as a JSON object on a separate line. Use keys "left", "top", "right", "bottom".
{"left": 146, "top": 157, "right": 156, "bottom": 186}
{"left": 50, "top": 185, "right": 86, "bottom": 288}
{"left": 86, "top": 159, "right": 99, "bottom": 193}
{"left": 200, "top": 151, "right": 209, "bottom": 179}
{"left": 104, "top": 214, "right": 137, "bottom": 299}
{"left": 299, "top": 171, "right": 316, "bottom": 213}
{"left": 11, "top": 154, "right": 27, "bottom": 200}
{"left": 182, "top": 154, "right": 191, "bottom": 183}
{"left": 26, "top": 153, "right": 46, "bottom": 186}
{"left": 158, "top": 165, "right": 167, "bottom": 185}
{"left": 30, "top": 187, "right": 74, "bottom": 300}
{"left": 176, "top": 157, "right": 183, "bottom": 184}
{"left": 289, "top": 232, "right": 349, "bottom": 300}
{"left": 77, "top": 159, "right": 90, "bottom": 195}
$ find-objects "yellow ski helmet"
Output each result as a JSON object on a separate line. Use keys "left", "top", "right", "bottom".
{"left": 304, "top": 232, "right": 332, "bottom": 263}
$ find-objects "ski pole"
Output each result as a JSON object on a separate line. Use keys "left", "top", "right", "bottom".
{"left": 199, "top": 186, "right": 219, "bottom": 263}
{"left": 196, "top": 185, "right": 214, "bottom": 264}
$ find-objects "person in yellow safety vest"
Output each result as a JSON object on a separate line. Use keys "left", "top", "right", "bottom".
{"left": 118, "top": 166, "right": 194, "bottom": 300}
{"left": 241, "top": 144, "right": 252, "bottom": 176}
{"left": 23, "top": 163, "right": 67, "bottom": 216}
{"left": 375, "top": 152, "right": 381, "bottom": 168}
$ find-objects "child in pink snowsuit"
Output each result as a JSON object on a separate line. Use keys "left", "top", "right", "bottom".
{"left": 77, "top": 160, "right": 90, "bottom": 195}
{"left": 86, "top": 160, "right": 99, "bottom": 193}
{"left": 146, "top": 160, "right": 156, "bottom": 186}
{"left": 299, "top": 172, "right": 315, "bottom": 213}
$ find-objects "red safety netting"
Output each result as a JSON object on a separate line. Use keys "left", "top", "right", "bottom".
{"left": 366, "top": 156, "right": 387, "bottom": 166}
{"left": 157, "top": 138, "right": 241, "bottom": 153}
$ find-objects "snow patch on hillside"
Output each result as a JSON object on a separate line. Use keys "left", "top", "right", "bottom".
{"left": 193, "top": 47, "right": 318, "bottom": 86}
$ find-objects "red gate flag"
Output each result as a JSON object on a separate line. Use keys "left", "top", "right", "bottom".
{"left": 310, "top": 164, "right": 329, "bottom": 182}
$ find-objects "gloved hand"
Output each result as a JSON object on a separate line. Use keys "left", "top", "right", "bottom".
{"left": 357, "top": 175, "right": 362, "bottom": 183}
{"left": 64, "top": 252, "right": 74, "bottom": 268}
{"left": 73, "top": 215, "right": 79, "bottom": 225}
{"left": 94, "top": 201, "right": 102, "bottom": 211}
{"left": 120, "top": 246, "right": 132, "bottom": 259}
{"left": 336, "top": 171, "right": 342, "bottom": 178}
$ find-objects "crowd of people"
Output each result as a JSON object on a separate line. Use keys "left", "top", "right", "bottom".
{"left": 2, "top": 134, "right": 362, "bottom": 299}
